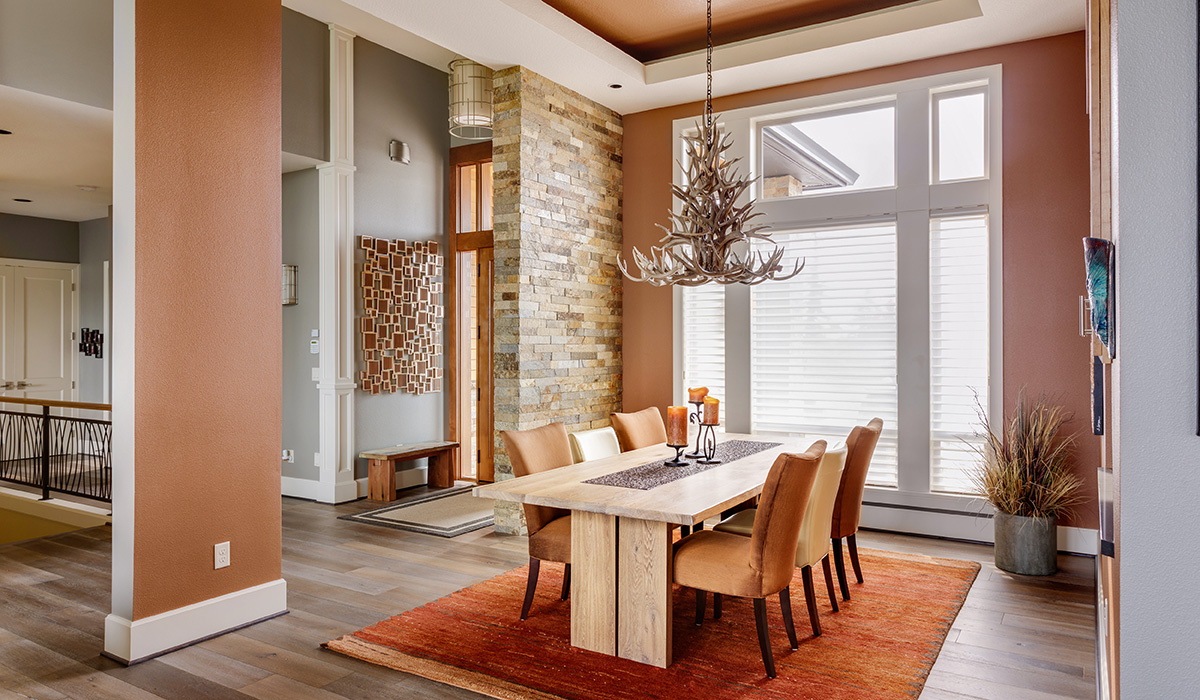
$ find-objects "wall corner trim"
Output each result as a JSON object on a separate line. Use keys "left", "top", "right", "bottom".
{"left": 103, "top": 578, "right": 287, "bottom": 664}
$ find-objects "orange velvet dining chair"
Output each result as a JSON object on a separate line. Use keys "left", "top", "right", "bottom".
{"left": 830, "top": 418, "right": 884, "bottom": 600}
{"left": 673, "top": 442, "right": 826, "bottom": 678}
{"left": 609, "top": 407, "right": 668, "bottom": 451}
{"left": 500, "top": 422, "right": 575, "bottom": 620}
{"left": 713, "top": 443, "right": 848, "bottom": 637}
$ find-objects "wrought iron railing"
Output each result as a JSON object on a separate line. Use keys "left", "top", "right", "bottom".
{"left": 0, "top": 398, "right": 112, "bottom": 503}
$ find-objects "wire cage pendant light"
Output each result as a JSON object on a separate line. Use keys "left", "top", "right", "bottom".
{"left": 620, "top": 0, "right": 803, "bottom": 287}
{"left": 448, "top": 59, "right": 494, "bottom": 140}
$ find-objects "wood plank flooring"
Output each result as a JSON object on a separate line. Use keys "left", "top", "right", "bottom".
{"left": 0, "top": 491, "right": 1097, "bottom": 699}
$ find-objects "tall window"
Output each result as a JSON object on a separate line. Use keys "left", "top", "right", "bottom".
{"left": 681, "top": 285, "right": 725, "bottom": 406}
{"left": 677, "top": 67, "right": 1000, "bottom": 528}
{"left": 750, "top": 222, "right": 899, "bottom": 486}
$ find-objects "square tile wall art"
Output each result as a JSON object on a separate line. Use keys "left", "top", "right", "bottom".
{"left": 359, "top": 236, "right": 444, "bottom": 395}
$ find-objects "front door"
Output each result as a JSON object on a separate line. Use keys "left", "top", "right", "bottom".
{"left": 0, "top": 264, "right": 76, "bottom": 405}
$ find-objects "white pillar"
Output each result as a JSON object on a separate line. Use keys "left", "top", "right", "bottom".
{"left": 316, "top": 25, "right": 358, "bottom": 504}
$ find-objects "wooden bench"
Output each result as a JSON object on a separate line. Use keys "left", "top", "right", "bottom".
{"left": 359, "top": 441, "right": 459, "bottom": 501}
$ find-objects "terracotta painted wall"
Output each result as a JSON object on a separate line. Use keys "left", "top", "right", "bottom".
{"left": 133, "top": 0, "right": 282, "bottom": 617}
{"left": 623, "top": 33, "right": 1098, "bottom": 528}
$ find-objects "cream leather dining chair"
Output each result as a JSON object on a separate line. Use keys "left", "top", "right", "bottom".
{"left": 713, "top": 442, "right": 848, "bottom": 637}
{"left": 568, "top": 426, "right": 621, "bottom": 464}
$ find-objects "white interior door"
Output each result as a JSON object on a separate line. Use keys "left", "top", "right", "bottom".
{"left": 10, "top": 265, "right": 75, "bottom": 404}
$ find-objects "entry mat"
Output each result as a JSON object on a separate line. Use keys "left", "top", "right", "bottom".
{"left": 583, "top": 440, "right": 782, "bottom": 491}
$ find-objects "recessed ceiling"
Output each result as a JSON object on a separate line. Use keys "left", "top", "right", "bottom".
{"left": 0, "top": 85, "right": 112, "bottom": 222}
{"left": 541, "top": 0, "right": 920, "bottom": 62}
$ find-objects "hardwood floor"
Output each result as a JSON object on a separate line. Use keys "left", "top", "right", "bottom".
{"left": 0, "top": 492, "right": 1097, "bottom": 700}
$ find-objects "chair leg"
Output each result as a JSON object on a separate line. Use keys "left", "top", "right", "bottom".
{"left": 561, "top": 563, "right": 571, "bottom": 601}
{"left": 832, "top": 538, "right": 851, "bottom": 601}
{"left": 753, "top": 597, "right": 777, "bottom": 678}
{"left": 779, "top": 586, "right": 799, "bottom": 650}
{"left": 521, "top": 557, "right": 541, "bottom": 620}
{"left": 821, "top": 555, "right": 839, "bottom": 613}
{"left": 713, "top": 593, "right": 723, "bottom": 620}
{"left": 801, "top": 565, "right": 821, "bottom": 637}
{"left": 694, "top": 588, "right": 706, "bottom": 627}
{"left": 848, "top": 533, "right": 864, "bottom": 583}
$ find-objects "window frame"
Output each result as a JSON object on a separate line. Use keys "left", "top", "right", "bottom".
{"left": 672, "top": 65, "right": 1004, "bottom": 531}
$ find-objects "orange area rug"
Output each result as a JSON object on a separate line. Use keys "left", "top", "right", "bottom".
{"left": 325, "top": 547, "right": 979, "bottom": 699}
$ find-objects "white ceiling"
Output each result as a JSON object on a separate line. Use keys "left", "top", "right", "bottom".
{"left": 292, "top": 0, "right": 1084, "bottom": 115}
{"left": 0, "top": 85, "right": 112, "bottom": 222}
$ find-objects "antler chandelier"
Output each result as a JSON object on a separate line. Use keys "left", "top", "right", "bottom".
{"left": 620, "top": 0, "right": 803, "bottom": 287}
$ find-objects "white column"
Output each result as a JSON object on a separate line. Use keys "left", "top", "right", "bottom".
{"left": 315, "top": 25, "right": 357, "bottom": 504}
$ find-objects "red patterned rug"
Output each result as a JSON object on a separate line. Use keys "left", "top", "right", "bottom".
{"left": 325, "top": 547, "right": 979, "bottom": 699}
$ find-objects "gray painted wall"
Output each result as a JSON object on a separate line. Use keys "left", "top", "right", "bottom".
{"left": 78, "top": 214, "right": 111, "bottom": 403}
{"left": 352, "top": 37, "right": 450, "bottom": 479}
{"left": 282, "top": 169, "right": 321, "bottom": 481}
{"left": 0, "top": 0, "right": 112, "bottom": 109}
{"left": 0, "top": 214, "right": 79, "bottom": 263}
{"left": 282, "top": 8, "right": 327, "bottom": 162}
{"left": 1115, "top": 1, "right": 1200, "bottom": 695}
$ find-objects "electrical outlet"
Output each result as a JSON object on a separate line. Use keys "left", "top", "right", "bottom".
{"left": 314, "top": 452, "right": 321, "bottom": 467}
{"left": 281, "top": 449, "right": 294, "bottom": 463}
{"left": 214, "top": 542, "right": 230, "bottom": 569}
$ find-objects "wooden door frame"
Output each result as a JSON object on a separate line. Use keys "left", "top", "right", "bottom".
{"left": 0, "top": 258, "right": 80, "bottom": 403}
{"left": 447, "top": 142, "right": 494, "bottom": 482}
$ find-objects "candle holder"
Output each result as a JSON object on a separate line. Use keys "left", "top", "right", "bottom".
{"left": 665, "top": 444, "right": 690, "bottom": 467}
{"left": 685, "top": 401, "right": 705, "bottom": 458}
{"left": 697, "top": 424, "right": 721, "bottom": 465}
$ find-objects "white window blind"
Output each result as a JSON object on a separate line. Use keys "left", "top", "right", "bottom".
{"left": 681, "top": 285, "right": 725, "bottom": 407}
{"left": 930, "top": 213, "right": 990, "bottom": 494}
{"left": 750, "top": 222, "right": 899, "bottom": 487}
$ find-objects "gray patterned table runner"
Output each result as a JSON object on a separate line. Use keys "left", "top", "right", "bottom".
{"left": 583, "top": 440, "right": 783, "bottom": 491}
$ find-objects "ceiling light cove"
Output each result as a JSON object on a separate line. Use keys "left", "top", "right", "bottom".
{"left": 13, "top": 198, "right": 32, "bottom": 203}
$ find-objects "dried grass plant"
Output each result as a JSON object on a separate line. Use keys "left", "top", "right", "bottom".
{"left": 972, "top": 391, "right": 1083, "bottom": 520}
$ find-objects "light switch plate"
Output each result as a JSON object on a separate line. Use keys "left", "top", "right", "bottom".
{"left": 214, "top": 542, "right": 230, "bottom": 569}
{"left": 311, "top": 367, "right": 319, "bottom": 381}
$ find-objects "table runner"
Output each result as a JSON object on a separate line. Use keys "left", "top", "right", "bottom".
{"left": 583, "top": 440, "right": 782, "bottom": 490}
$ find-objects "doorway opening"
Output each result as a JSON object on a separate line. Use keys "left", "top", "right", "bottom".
{"left": 449, "top": 143, "right": 494, "bottom": 483}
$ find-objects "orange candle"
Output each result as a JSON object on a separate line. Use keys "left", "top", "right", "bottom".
{"left": 667, "top": 406, "right": 689, "bottom": 445}
{"left": 688, "top": 386, "right": 709, "bottom": 402}
{"left": 703, "top": 396, "right": 720, "bottom": 425}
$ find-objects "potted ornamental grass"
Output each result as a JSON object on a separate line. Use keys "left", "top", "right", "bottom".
{"left": 973, "top": 392, "right": 1083, "bottom": 576}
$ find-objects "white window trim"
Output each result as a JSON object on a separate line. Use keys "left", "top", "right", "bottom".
{"left": 671, "top": 65, "right": 1004, "bottom": 528}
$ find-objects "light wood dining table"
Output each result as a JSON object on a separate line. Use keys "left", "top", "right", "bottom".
{"left": 473, "top": 432, "right": 813, "bottom": 668}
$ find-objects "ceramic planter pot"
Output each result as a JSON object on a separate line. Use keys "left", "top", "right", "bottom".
{"left": 993, "top": 512, "right": 1057, "bottom": 576}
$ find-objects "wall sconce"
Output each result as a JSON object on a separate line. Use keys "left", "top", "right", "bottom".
{"left": 389, "top": 140, "right": 410, "bottom": 164}
{"left": 282, "top": 264, "right": 298, "bottom": 305}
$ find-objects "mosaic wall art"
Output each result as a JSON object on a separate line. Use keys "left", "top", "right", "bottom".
{"left": 359, "top": 236, "right": 444, "bottom": 395}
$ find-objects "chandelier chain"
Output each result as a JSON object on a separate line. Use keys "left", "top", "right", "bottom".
{"left": 705, "top": 0, "right": 713, "bottom": 128}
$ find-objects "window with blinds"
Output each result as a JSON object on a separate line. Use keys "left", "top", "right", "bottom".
{"left": 681, "top": 285, "right": 725, "bottom": 409}
{"left": 930, "top": 214, "right": 990, "bottom": 494}
{"left": 750, "top": 221, "right": 899, "bottom": 487}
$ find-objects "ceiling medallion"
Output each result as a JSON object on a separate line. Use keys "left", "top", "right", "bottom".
{"left": 621, "top": 0, "right": 803, "bottom": 287}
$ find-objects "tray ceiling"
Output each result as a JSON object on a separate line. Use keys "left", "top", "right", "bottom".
{"left": 540, "top": 0, "right": 918, "bottom": 62}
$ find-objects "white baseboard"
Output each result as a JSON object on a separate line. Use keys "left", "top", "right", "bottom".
{"left": 103, "top": 578, "right": 287, "bottom": 664}
{"left": 861, "top": 503, "right": 1099, "bottom": 556}
{"left": 284, "top": 467, "right": 428, "bottom": 502}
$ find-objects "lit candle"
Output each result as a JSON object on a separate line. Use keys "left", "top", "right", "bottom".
{"left": 688, "top": 386, "right": 709, "bottom": 402}
{"left": 703, "top": 396, "right": 720, "bottom": 425}
{"left": 667, "top": 406, "right": 689, "bottom": 446}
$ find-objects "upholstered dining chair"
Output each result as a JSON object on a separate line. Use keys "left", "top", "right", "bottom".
{"left": 674, "top": 443, "right": 826, "bottom": 678}
{"left": 609, "top": 406, "right": 668, "bottom": 452}
{"left": 568, "top": 426, "right": 621, "bottom": 464}
{"left": 713, "top": 442, "right": 848, "bottom": 637}
{"left": 830, "top": 418, "right": 884, "bottom": 601}
{"left": 500, "top": 422, "right": 575, "bottom": 620}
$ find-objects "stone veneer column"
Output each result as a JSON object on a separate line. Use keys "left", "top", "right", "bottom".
{"left": 491, "top": 67, "right": 623, "bottom": 533}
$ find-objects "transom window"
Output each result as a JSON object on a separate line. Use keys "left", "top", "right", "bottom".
{"left": 676, "top": 67, "right": 1002, "bottom": 528}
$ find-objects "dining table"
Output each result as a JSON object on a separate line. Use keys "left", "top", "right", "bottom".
{"left": 473, "top": 432, "right": 818, "bottom": 668}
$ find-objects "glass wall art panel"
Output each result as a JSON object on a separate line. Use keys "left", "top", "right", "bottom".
{"left": 1083, "top": 237, "right": 1115, "bottom": 361}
